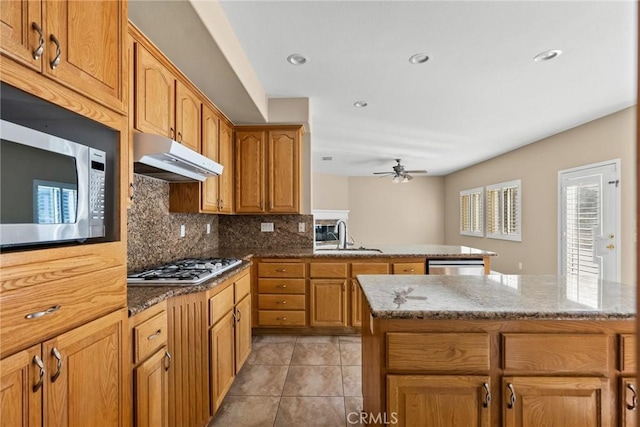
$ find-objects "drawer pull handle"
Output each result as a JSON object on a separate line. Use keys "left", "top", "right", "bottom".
{"left": 277, "top": 301, "right": 287, "bottom": 304}
{"left": 164, "top": 350, "right": 172, "bottom": 371}
{"left": 628, "top": 383, "right": 638, "bottom": 410}
{"left": 236, "top": 309, "right": 242, "bottom": 322}
{"left": 170, "top": 128, "right": 175, "bottom": 139}
{"left": 49, "top": 34, "right": 61, "bottom": 69}
{"left": 33, "top": 355, "right": 45, "bottom": 392}
{"left": 51, "top": 347, "right": 62, "bottom": 382}
{"left": 25, "top": 304, "right": 61, "bottom": 320}
{"left": 482, "top": 383, "right": 491, "bottom": 408}
{"left": 147, "top": 329, "right": 162, "bottom": 340}
{"left": 177, "top": 131, "right": 183, "bottom": 143}
{"left": 277, "top": 317, "right": 287, "bottom": 321}
{"left": 506, "top": 383, "right": 516, "bottom": 409}
{"left": 277, "top": 284, "right": 287, "bottom": 288}
{"left": 276, "top": 269, "right": 287, "bottom": 273}
{"left": 129, "top": 182, "right": 136, "bottom": 201}
{"left": 404, "top": 269, "right": 415, "bottom": 273}
{"left": 32, "top": 22, "right": 44, "bottom": 59}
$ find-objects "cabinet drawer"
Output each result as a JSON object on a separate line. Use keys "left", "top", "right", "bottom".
{"left": 392, "top": 262, "right": 425, "bottom": 275}
{"left": 258, "top": 262, "right": 305, "bottom": 278}
{"left": 503, "top": 334, "right": 609, "bottom": 374}
{"left": 310, "top": 263, "right": 348, "bottom": 278}
{"left": 234, "top": 273, "right": 251, "bottom": 302}
{"left": 387, "top": 333, "right": 490, "bottom": 372}
{"left": 210, "top": 285, "right": 234, "bottom": 326}
{"left": 258, "top": 310, "right": 306, "bottom": 326}
{"left": 134, "top": 311, "right": 168, "bottom": 364}
{"left": 352, "top": 262, "right": 389, "bottom": 275}
{"left": 258, "top": 295, "right": 305, "bottom": 310}
{"left": 620, "top": 334, "right": 636, "bottom": 373}
{"left": 258, "top": 279, "right": 305, "bottom": 294}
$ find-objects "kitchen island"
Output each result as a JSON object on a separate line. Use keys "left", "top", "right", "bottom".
{"left": 358, "top": 274, "right": 636, "bottom": 427}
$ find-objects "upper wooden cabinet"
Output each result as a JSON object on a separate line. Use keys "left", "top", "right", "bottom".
{"left": 235, "top": 126, "right": 303, "bottom": 214}
{"left": 1, "top": 0, "right": 125, "bottom": 111}
{"left": 218, "top": 121, "right": 234, "bottom": 213}
{"left": 175, "top": 80, "right": 201, "bottom": 152}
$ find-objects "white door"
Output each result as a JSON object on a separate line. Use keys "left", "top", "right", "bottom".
{"left": 559, "top": 160, "right": 620, "bottom": 282}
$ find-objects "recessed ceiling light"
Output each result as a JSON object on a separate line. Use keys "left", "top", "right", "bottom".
{"left": 286, "top": 54, "right": 307, "bottom": 65}
{"left": 353, "top": 101, "right": 368, "bottom": 108}
{"left": 533, "top": 49, "right": 562, "bottom": 62}
{"left": 409, "top": 53, "right": 429, "bottom": 64}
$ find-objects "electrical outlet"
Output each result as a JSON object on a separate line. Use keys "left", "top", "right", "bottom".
{"left": 206, "top": 223, "right": 211, "bottom": 234}
{"left": 298, "top": 222, "right": 306, "bottom": 232}
{"left": 261, "top": 223, "right": 274, "bottom": 232}
{"left": 518, "top": 262, "right": 523, "bottom": 270}
{"left": 180, "top": 224, "right": 186, "bottom": 238}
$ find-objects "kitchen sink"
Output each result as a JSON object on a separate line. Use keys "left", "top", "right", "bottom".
{"left": 314, "top": 248, "right": 384, "bottom": 255}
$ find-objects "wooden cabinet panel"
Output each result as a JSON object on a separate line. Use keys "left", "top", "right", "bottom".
{"left": 44, "top": 0, "right": 123, "bottom": 110}
{"left": 235, "top": 130, "right": 265, "bottom": 213}
{"left": 201, "top": 104, "right": 220, "bottom": 212}
{"left": 387, "top": 375, "right": 491, "bottom": 427}
{"left": 502, "top": 376, "right": 609, "bottom": 427}
{"left": 135, "top": 44, "right": 175, "bottom": 137}
{"left": 310, "top": 279, "right": 347, "bottom": 327}
{"left": 350, "top": 280, "right": 363, "bottom": 327}
{"left": 218, "top": 121, "right": 234, "bottom": 213}
{"left": 175, "top": 80, "right": 200, "bottom": 152}
{"left": 0, "top": 344, "right": 42, "bottom": 427}
{"left": 392, "top": 262, "right": 425, "bottom": 275}
{"left": 309, "top": 262, "right": 348, "bottom": 278}
{"left": 387, "top": 333, "right": 490, "bottom": 372}
{"left": 210, "top": 311, "right": 235, "bottom": 412}
{"left": 134, "top": 346, "right": 169, "bottom": 427}
{"left": 268, "top": 129, "right": 299, "bottom": 213}
{"left": 258, "top": 262, "right": 305, "bottom": 278}
{"left": 258, "top": 310, "right": 306, "bottom": 327}
{"left": 620, "top": 334, "right": 636, "bottom": 373}
{"left": 234, "top": 273, "right": 251, "bottom": 302}
{"left": 210, "top": 285, "right": 234, "bottom": 327}
{"left": 0, "top": 0, "right": 42, "bottom": 71}
{"left": 352, "top": 262, "right": 389, "bottom": 275}
{"left": 234, "top": 295, "right": 252, "bottom": 372}
{"left": 503, "top": 333, "right": 609, "bottom": 374}
{"left": 258, "top": 278, "right": 306, "bottom": 294}
{"left": 258, "top": 295, "right": 306, "bottom": 310}
{"left": 44, "top": 309, "right": 125, "bottom": 427}
{"left": 621, "top": 377, "right": 637, "bottom": 427}
{"left": 133, "top": 311, "right": 168, "bottom": 364}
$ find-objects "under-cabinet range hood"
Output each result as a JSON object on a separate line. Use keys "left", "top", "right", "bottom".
{"left": 133, "top": 132, "right": 223, "bottom": 182}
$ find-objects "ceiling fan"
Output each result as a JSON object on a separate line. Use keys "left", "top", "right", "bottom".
{"left": 373, "top": 159, "right": 428, "bottom": 183}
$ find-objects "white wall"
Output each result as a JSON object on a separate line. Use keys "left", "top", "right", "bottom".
{"left": 313, "top": 173, "right": 349, "bottom": 210}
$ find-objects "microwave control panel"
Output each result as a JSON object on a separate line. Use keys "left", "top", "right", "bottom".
{"left": 89, "top": 148, "right": 106, "bottom": 238}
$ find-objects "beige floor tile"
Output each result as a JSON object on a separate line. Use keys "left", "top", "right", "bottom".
{"left": 275, "top": 397, "right": 346, "bottom": 427}
{"left": 291, "top": 343, "right": 341, "bottom": 365}
{"left": 228, "top": 364, "right": 289, "bottom": 396}
{"left": 296, "top": 335, "right": 340, "bottom": 344}
{"left": 339, "top": 343, "right": 362, "bottom": 366}
{"left": 209, "top": 396, "right": 280, "bottom": 427}
{"left": 253, "top": 335, "right": 298, "bottom": 344}
{"left": 344, "top": 397, "right": 364, "bottom": 426}
{"left": 341, "top": 366, "right": 362, "bottom": 397}
{"left": 247, "top": 342, "right": 295, "bottom": 365}
{"left": 338, "top": 335, "right": 362, "bottom": 344}
{"left": 283, "top": 365, "right": 343, "bottom": 396}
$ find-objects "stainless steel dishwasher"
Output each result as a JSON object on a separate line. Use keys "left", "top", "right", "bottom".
{"left": 427, "top": 259, "right": 485, "bottom": 275}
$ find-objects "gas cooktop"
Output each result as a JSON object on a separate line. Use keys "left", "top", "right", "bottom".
{"left": 127, "top": 258, "right": 243, "bottom": 286}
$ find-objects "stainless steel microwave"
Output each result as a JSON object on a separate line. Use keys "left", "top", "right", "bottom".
{"left": 0, "top": 119, "right": 106, "bottom": 248}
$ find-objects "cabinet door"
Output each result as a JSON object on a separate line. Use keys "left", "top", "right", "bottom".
{"left": 267, "top": 129, "right": 300, "bottom": 213}
{"left": 621, "top": 377, "right": 637, "bottom": 427}
{"left": 210, "top": 311, "right": 235, "bottom": 412}
{"left": 0, "top": 0, "right": 42, "bottom": 71}
{"left": 135, "top": 44, "right": 175, "bottom": 137}
{"left": 0, "top": 345, "right": 42, "bottom": 427}
{"left": 235, "top": 131, "right": 265, "bottom": 213}
{"left": 44, "top": 0, "right": 123, "bottom": 110}
{"left": 44, "top": 310, "right": 125, "bottom": 427}
{"left": 310, "top": 279, "right": 348, "bottom": 327}
{"left": 201, "top": 104, "right": 220, "bottom": 212}
{"left": 234, "top": 295, "right": 252, "bottom": 372}
{"left": 387, "top": 375, "right": 491, "bottom": 427}
{"left": 502, "top": 376, "right": 610, "bottom": 427}
{"left": 175, "top": 80, "right": 201, "bottom": 152}
{"left": 350, "top": 279, "right": 363, "bottom": 327}
{"left": 218, "top": 121, "right": 234, "bottom": 213}
{"left": 134, "top": 347, "right": 170, "bottom": 427}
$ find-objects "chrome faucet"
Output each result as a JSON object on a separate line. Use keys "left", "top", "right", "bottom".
{"left": 334, "top": 220, "right": 348, "bottom": 249}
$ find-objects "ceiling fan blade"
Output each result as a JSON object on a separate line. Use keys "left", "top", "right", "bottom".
{"left": 405, "top": 174, "right": 414, "bottom": 181}
{"left": 404, "top": 170, "right": 428, "bottom": 174}
{"left": 373, "top": 172, "right": 394, "bottom": 175}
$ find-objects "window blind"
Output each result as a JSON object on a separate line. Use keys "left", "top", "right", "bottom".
{"left": 486, "top": 180, "right": 521, "bottom": 241}
{"left": 564, "top": 183, "right": 600, "bottom": 279}
{"left": 460, "top": 187, "right": 484, "bottom": 237}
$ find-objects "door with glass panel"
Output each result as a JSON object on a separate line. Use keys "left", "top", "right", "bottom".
{"left": 559, "top": 161, "right": 620, "bottom": 282}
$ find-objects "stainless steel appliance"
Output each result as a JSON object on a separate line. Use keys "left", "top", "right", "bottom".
{"left": 313, "top": 209, "right": 349, "bottom": 248}
{"left": 127, "top": 258, "right": 243, "bottom": 286}
{"left": 427, "top": 259, "right": 485, "bottom": 275}
{"left": 0, "top": 119, "right": 106, "bottom": 247}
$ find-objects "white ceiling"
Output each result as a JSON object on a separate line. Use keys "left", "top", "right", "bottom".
{"left": 132, "top": 1, "right": 637, "bottom": 177}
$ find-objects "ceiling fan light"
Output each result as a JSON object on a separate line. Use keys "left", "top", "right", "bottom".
{"left": 402, "top": 176, "right": 409, "bottom": 183}
{"left": 392, "top": 175, "right": 401, "bottom": 184}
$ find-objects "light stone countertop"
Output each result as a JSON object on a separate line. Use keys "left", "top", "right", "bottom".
{"left": 358, "top": 274, "right": 636, "bottom": 320}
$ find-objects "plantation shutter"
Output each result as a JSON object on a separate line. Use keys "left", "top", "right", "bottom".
{"left": 564, "top": 183, "right": 600, "bottom": 279}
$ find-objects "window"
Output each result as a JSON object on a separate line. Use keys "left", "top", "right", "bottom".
{"left": 33, "top": 180, "right": 77, "bottom": 224}
{"left": 486, "top": 179, "right": 521, "bottom": 241}
{"left": 460, "top": 187, "right": 483, "bottom": 237}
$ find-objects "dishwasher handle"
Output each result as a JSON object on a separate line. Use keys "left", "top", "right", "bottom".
{"left": 427, "top": 259, "right": 485, "bottom": 266}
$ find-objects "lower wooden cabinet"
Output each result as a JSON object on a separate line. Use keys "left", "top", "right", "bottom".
{"left": 387, "top": 375, "right": 491, "bottom": 427}
{"left": 350, "top": 280, "right": 363, "bottom": 327}
{"left": 310, "top": 279, "right": 348, "bottom": 327}
{"left": 502, "top": 376, "right": 609, "bottom": 427}
{"left": 621, "top": 377, "right": 638, "bottom": 427}
{"left": 0, "top": 344, "right": 42, "bottom": 427}
{"left": 235, "top": 295, "right": 252, "bottom": 369}
{"left": 134, "top": 346, "right": 170, "bottom": 427}
{"left": 210, "top": 311, "right": 236, "bottom": 411}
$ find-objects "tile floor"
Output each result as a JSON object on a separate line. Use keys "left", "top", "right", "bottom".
{"left": 208, "top": 335, "right": 364, "bottom": 427}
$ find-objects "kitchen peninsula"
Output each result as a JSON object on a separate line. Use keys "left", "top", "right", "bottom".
{"left": 358, "top": 274, "right": 636, "bottom": 427}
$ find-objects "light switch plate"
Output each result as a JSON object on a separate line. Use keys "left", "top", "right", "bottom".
{"left": 180, "top": 224, "right": 186, "bottom": 238}
{"left": 261, "top": 223, "right": 274, "bottom": 232}
{"left": 206, "top": 224, "right": 211, "bottom": 234}
{"left": 298, "top": 222, "right": 306, "bottom": 232}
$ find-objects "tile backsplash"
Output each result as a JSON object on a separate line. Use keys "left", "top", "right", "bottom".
{"left": 218, "top": 214, "right": 314, "bottom": 249}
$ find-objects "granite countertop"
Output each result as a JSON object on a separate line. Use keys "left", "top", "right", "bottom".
{"left": 127, "top": 261, "right": 252, "bottom": 316}
{"left": 358, "top": 274, "right": 636, "bottom": 320}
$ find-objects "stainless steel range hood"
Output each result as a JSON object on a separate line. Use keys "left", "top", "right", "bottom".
{"left": 133, "top": 132, "right": 223, "bottom": 182}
